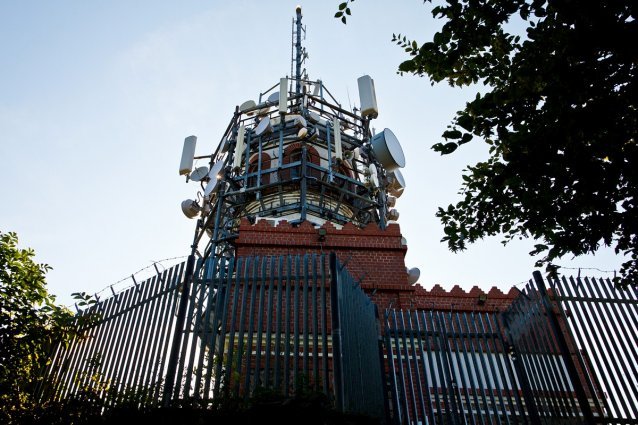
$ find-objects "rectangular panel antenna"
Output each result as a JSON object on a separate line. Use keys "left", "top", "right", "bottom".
{"left": 357, "top": 75, "right": 378, "bottom": 119}
{"left": 233, "top": 125, "right": 246, "bottom": 170}
{"left": 179, "top": 135, "right": 197, "bottom": 175}
{"left": 279, "top": 78, "right": 288, "bottom": 114}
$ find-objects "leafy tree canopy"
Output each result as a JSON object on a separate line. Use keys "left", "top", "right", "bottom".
{"left": 337, "top": 1, "right": 638, "bottom": 286}
{"left": 0, "top": 231, "right": 76, "bottom": 423}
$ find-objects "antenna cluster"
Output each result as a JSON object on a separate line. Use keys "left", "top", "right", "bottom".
{"left": 177, "top": 7, "right": 408, "bottom": 263}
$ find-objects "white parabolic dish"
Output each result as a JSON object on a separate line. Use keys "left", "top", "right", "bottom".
{"left": 255, "top": 116, "right": 272, "bottom": 136}
{"left": 371, "top": 128, "right": 405, "bottom": 171}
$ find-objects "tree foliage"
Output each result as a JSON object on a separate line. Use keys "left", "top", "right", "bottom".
{"left": 339, "top": 1, "right": 638, "bottom": 286}
{"left": 0, "top": 231, "right": 77, "bottom": 423}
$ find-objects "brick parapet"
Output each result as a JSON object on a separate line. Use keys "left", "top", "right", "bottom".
{"left": 233, "top": 218, "right": 518, "bottom": 312}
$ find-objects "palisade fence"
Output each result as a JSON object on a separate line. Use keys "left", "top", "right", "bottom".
{"left": 37, "top": 253, "right": 384, "bottom": 420}
{"left": 549, "top": 275, "right": 638, "bottom": 423}
{"left": 39, "top": 258, "right": 638, "bottom": 425}
{"left": 385, "top": 271, "right": 638, "bottom": 425}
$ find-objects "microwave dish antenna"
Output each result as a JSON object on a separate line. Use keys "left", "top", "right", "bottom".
{"left": 371, "top": 128, "right": 405, "bottom": 171}
{"left": 190, "top": 166, "right": 209, "bottom": 182}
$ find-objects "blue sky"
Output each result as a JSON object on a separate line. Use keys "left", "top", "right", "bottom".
{"left": 1, "top": 1, "right": 622, "bottom": 307}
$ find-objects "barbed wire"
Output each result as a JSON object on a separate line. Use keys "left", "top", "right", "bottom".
{"left": 554, "top": 265, "right": 616, "bottom": 274}
{"left": 64, "top": 255, "right": 189, "bottom": 310}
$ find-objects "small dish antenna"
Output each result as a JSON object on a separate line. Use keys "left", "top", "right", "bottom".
{"left": 366, "top": 163, "right": 379, "bottom": 188}
{"left": 307, "top": 110, "right": 325, "bottom": 125}
{"left": 204, "top": 160, "right": 225, "bottom": 197}
{"left": 181, "top": 199, "right": 201, "bottom": 219}
{"left": 285, "top": 114, "right": 307, "bottom": 129}
{"left": 239, "top": 100, "right": 257, "bottom": 115}
{"left": 255, "top": 116, "right": 273, "bottom": 136}
{"left": 387, "top": 169, "right": 406, "bottom": 197}
{"left": 386, "top": 208, "right": 400, "bottom": 221}
{"left": 190, "top": 166, "right": 209, "bottom": 182}
{"left": 267, "top": 91, "right": 279, "bottom": 104}
{"left": 407, "top": 267, "right": 420, "bottom": 285}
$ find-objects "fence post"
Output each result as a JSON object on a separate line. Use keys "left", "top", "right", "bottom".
{"left": 374, "top": 304, "right": 392, "bottom": 425}
{"left": 162, "top": 252, "right": 196, "bottom": 406}
{"left": 330, "top": 252, "right": 344, "bottom": 412}
{"left": 533, "top": 271, "right": 596, "bottom": 424}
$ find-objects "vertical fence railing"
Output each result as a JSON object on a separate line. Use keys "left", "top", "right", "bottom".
{"left": 384, "top": 309, "right": 529, "bottom": 425}
{"left": 160, "top": 254, "right": 335, "bottom": 403}
{"left": 549, "top": 274, "right": 638, "bottom": 423}
{"left": 41, "top": 262, "right": 637, "bottom": 424}
{"left": 41, "top": 253, "right": 384, "bottom": 421}
{"left": 38, "top": 262, "right": 185, "bottom": 404}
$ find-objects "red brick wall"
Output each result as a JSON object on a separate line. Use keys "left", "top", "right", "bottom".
{"left": 233, "top": 218, "right": 517, "bottom": 312}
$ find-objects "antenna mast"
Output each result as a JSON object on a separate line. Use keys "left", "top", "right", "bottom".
{"left": 294, "top": 5, "right": 303, "bottom": 94}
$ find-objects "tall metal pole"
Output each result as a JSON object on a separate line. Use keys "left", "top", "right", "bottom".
{"left": 162, "top": 224, "right": 200, "bottom": 406}
{"left": 295, "top": 6, "right": 303, "bottom": 95}
{"left": 330, "top": 253, "right": 344, "bottom": 411}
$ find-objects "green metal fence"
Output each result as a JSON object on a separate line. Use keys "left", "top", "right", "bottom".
{"left": 39, "top": 253, "right": 384, "bottom": 421}
{"left": 39, "top": 260, "right": 638, "bottom": 425}
{"left": 384, "top": 271, "right": 638, "bottom": 425}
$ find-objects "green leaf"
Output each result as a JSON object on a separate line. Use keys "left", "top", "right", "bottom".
{"left": 442, "top": 129, "right": 462, "bottom": 140}
{"left": 338, "top": 2, "right": 347, "bottom": 10}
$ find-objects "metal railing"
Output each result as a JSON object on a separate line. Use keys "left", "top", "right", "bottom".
{"left": 38, "top": 253, "right": 384, "bottom": 421}
{"left": 39, "top": 263, "right": 638, "bottom": 425}
{"left": 549, "top": 275, "right": 638, "bottom": 423}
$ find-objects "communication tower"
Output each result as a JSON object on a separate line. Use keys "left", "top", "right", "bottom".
{"left": 178, "top": 7, "right": 409, "bottom": 276}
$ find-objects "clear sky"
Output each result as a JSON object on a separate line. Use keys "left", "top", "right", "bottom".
{"left": 0, "top": 1, "right": 622, "bottom": 307}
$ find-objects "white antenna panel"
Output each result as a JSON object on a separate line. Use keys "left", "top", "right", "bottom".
{"left": 279, "top": 78, "right": 288, "bottom": 114}
{"left": 312, "top": 80, "right": 322, "bottom": 96}
{"left": 333, "top": 117, "right": 343, "bottom": 160}
{"left": 233, "top": 125, "right": 246, "bottom": 170}
{"left": 357, "top": 75, "right": 378, "bottom": 119}
{"left": 179, "top": 135, "right": 197, "bottom": 176}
